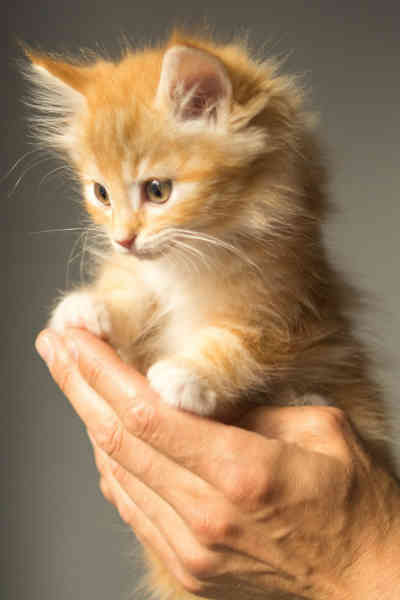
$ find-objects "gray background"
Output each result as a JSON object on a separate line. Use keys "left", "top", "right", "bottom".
{"left": 3, "top": 2, "right": 399, "bottom": 599}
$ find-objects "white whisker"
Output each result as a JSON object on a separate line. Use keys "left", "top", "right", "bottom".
{"left": 39, "top": 165, "right": 70, "bottom": 189}
{"left": 66, "top": 229, "right": 86, "bottom": 288}
{"left": 8, "top": 156, "right": 54, "bottom": 197}
{"left": 174, "top": 242, "right": 202, "bottom": 275}
{"left": 80, "top": 228, "right": 90, "bottom": 283}
{"left": 173, "top": 240, "right": 203, "bottom": 275}
{"left": 175, "top": 228, "right": 263, "bottom": 276}
{"left": 174, "top": 239, "right": 211, "bottom": 271}
{"left": 29, "top": 227, "right": 86, "bottom": 234}
{"left": 1, "top": 149, "right": 44, "bottom": 183}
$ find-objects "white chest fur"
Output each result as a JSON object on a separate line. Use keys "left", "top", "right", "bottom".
{"left": 139, "top": 257, "right": 225, "bottom": 358}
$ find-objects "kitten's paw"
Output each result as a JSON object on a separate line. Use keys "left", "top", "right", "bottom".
{"left": 147, "top": 360, "right": 217, "bottom": 416}
{"left": 49, "top": 292, "right": 112, "bottom": 339}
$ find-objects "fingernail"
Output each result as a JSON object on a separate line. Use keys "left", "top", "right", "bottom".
{"left": 35, "top": 333, "right": 55, "bottom": 366}
{"left": 64, "top": 335, "right": 79, "bottom": 362}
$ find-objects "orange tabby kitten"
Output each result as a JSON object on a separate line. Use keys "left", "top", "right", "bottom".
{"left": 25, "top": 30, "right": 393, "bottom": 600}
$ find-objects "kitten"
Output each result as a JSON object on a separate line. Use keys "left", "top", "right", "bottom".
{"left": 25, "top": 30, "right": 393, "bottom": 599}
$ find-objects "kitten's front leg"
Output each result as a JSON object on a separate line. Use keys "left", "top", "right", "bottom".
{"left": 148, "top": 325, "right": 262, "bottom": 417}
{"left": 49, "top": 290, "right": 112, "bottom": 339}
{"left": 148, "top": 359, "right": 218, "bottom": 416}
{"left": 49, "top": 279, "right": 156, "bottom": 369}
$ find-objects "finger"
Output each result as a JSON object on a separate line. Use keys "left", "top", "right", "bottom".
{"left": 36, "top": 329, "right": 216, "bottom": 514}
{"left": 100, "top": 449, "right": 300, "bottom": 600}
{"left": 58, "top": 329, "right": 274, "bottom": 486}
{"left": 100, "top": 464, "right": 194, "bottom": 589}
{"left": 64, "top": 328, "right": 160, "bottom": 416}
{"left": 36, "top": 329, "right": 124, "bottom": 437}
{"left": 88, "top": 433, "right": 115, "bottom": 503}
{"left": 99, "top": 476, "right": 113, "bottom": 503}
{"left": 38, "top": 328, "right": 349, "bottom": 508}
{"left": 95, "top": 440, "right": 224, "bottom": 573}
{"left": 239, "top": 405, "right": 353, "bottom": 463}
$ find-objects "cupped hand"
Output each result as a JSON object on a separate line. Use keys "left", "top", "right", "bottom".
{"left": 35, "top": 328, "right": 400, "bottom": 600}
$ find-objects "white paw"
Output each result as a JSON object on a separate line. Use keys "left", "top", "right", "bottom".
{"left": 147, "top": 360, "right": 217, "bottom": 416}
{"left": 49, "top": 291, "right": 112, "bottom": 339}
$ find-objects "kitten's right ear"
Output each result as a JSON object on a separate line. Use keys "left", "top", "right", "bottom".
{"left": 155, "top": 45, "right": 232, "bottom": 129}
{"left": 23, "top": 48, "right": 89, "bottom": 149}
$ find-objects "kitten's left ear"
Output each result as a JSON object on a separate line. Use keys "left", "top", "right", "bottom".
{"left": 155, "top": 45, "right": 232, "bottom": 129}
{"left": 23, "top": 48, "right": 90, "bottom": 151}
{"left": 24, "top": 49, "right": 89, "bottom": 110}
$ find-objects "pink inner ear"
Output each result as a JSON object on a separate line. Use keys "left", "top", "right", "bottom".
{"left": 157, "top": 45, "right": 232, "bottom": 124}
{"left": 172, "top": 73, "right": 224, "bottom": 119}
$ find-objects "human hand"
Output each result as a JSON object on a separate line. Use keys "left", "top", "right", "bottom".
{"left": 35, "top": 328, "right": 400, "bottom": 600}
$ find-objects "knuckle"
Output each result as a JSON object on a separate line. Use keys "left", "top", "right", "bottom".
{"left": 324, "top": 406, "right": 347, "bottom": 429}
{"left": 86, "top": 359, "right": 103, "bottom": 392}
{"left": 191, "top": 504, "right": 237, "bottom": 547}
{"left": 109, "top": 459, "right": 129, "bottom": 487}
{"left": 116, "top": 496, "right": 133, "bottom": 525}
{"left": 93, "top": 416, "right": 124, "bottom": 459}
{"left": 179, "top": 575, "right": 207, "bottom": 597}
{"left": 305, "top": 406, "right": 347, "bottom": 436}
{"left": 56, "top": 364, "right": 75, "bottom": 397}
{"left": 222, "top": 460, "right": 272, "bottom": 509}
{"left": 181, "top": 548, "right": 217, "bottom": 580}
{"left": 136, "top": 454, "right": 155, "bottom": 482}
{"left": 122, "top": 402, "right": 158, "bottom": 441}
{"left": 179, "top": 575, "right": 204, "bottom": 598}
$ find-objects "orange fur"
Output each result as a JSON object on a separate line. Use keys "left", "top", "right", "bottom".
{"left": 25, "top": 30, "right": 395, "bottom": 600}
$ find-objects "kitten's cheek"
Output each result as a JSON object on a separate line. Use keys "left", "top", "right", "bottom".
{"left": 49, "top": 292, "right": 112, "bottom": 340}
{"left": 147, "top": 360, "right": 217, "bottom": 416}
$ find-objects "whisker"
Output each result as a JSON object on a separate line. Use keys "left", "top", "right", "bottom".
{"left": 174, "top": 239, "right": 211, "bottom": 271}
{"left": 80, "top": 227, "right": 91, "bottom": 283}
{"left": 1, "top": 148, "right": 44, "bottom": 183}
{"left": 66, "top": 229, "right": 87, "bottom": 288}
{"left": 29, "top": 227, "right": 86, "bottom": 234}
{"left": 176, "top": 228, "right": 264, "bottom": 276}
{"left": 173, "top": 241, "right": 201, "bottom": 275}
{"left": 38, "top": 165, "right": 70, "bottom": 189}
{"left": 8, "top": 156, "right": 55, "bottom": 197}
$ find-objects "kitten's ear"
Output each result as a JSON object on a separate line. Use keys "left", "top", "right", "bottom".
{"left": 24, "top": 49, "right": 88, "bottom": 111}
{"left": 23, "top": 48, "right": 88, "bottom": 150}
{"left": 155, "top": 45, "right": 232, "bottom": 128}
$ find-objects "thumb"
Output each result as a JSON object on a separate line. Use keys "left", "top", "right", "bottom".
{"left": 239, "top": 405, "right": 353, "bottom": 464}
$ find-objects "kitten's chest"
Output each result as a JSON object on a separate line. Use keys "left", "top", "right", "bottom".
{"left": 155, "top": 284, "right": 210, "bottom": 357}
{"left": 139, "top": 260, "right": 235, "bottom": 360}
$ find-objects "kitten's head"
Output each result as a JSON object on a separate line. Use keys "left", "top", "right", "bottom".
{"left": 25, "top": 31, "right": 321, "bottom": 262}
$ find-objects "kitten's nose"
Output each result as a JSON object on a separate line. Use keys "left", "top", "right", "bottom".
{"left": 115, "top": 234, "right": 137, "bottom": 249}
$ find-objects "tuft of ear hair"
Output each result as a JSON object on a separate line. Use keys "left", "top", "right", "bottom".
{"left": 22, "top": 48, "right": 89, "bottom": 151}
{"left": 155, "top": 45, "right": 232, "bottom": 129}
{"left": 24, "top": 48, "right": 90, "bottom": 95}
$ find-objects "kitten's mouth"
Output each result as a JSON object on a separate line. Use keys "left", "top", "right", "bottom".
{"left": 114, "top": 240, "right": 173, "bottom": 260}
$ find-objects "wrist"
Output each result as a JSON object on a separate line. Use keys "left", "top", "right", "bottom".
{"left": 342, "top": 519, "right": 400, "bottom": 599}
{"left": 322, "top": 471, "right": 400, "bottom": 600}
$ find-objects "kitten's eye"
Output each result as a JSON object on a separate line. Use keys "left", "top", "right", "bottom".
{"left": 144, "top": 179, "right": 172, "bottom": 204}
{"left": 94, "top": 182, "right": 110, "bottom": 206}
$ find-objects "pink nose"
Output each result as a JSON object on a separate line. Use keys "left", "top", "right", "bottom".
{"left": 116, "top": 235, "right": 136, "bottom": 249}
